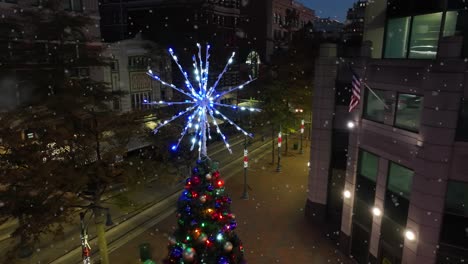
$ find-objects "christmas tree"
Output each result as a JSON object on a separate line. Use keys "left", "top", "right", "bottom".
{"left": 163, "top": 158, "right": 246, "bottom": 264}
{"left": 143, "top": 43, "right": 255, "bottom": 263}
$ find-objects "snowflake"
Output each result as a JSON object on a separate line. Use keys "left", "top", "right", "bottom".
{"left": 146, "top": 43, "right": 258, "bottom": 157}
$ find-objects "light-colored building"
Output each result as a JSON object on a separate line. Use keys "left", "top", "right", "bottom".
{"left": 306, "top": 1, "right": 468, "bottom": 264}
{"left": 103, "top": 34, "right": 172, "bottom": 113}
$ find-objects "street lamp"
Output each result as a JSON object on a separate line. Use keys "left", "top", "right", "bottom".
{"left": 241, "top": 136, "right": 249, "bottom": 200}
{"left": 372, "top": 207, "right": 382, "bottom": 216}
{"left": 276, "top": 130, "right": 282, "bottom": 172}
{"left": 347, "top": 121, "right": 355, "bottom": 129}
{"left": 405, "top": 229, "right": 416, "bottom": 241}
{"left": 343, "top": 190, "right": 352, "bottom": 199}
{"left": 79, "top": 207, "right": 114, "bottom": 264}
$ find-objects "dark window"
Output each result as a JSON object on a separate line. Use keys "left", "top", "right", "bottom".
{"left": 128, "top": 56, "right": 150, "bottom": 70}
{"left": 443, "top": 10, "right": 468, "bottom": 57}
{"left": 113, "top": 97, "right": 120, "bottom": 111}
{"left": 353, "top": 150, "right": 378, "bottom": 226}
{"left": 351, "top": 150, "right": 378, "bottom": 264}
{"left": 448, "top": 0, "right": 468, "bottom": 10}
{"left": 64, "top": 0, "right": 82, "bottom": 12}
{"left": 380, "top": 162, "right": 413, "bottom": 259}
{"left": 110, "top": 60, "right": 119, "bottom": 72}
{"left": 438, "top": 181, "right": 468, "bottom": 263}
{"left": 363, "top": 89, "right": 386, "bottom": 123}
{"left": 456, "top": 98, "right": 468, "bottom": 141}
{"left": 394, "top": 93, "right": 423, "bottom": 132}
{"left": 387, "top": 0, "right": 443, "bottom": 17}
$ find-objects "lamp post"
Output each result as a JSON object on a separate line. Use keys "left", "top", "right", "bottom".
{"left": 276, "top": 130, "right": 282, "bottom": 172}
{"left": 241, "top": 136, "right": 249, "bottom": 199}
{"left": 80, "top": 207, "right": 114, "bottom": 264}
{"left": 300, "top": 119, "right": 304, "bottom": 154}
{"left": 80, "top": 212, "right": 92, "bottom": 264}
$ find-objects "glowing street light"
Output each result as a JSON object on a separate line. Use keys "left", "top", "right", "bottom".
{"left": 405, "top": 230, "right": 416, "bottom": 241}
{"left": 347, "top": 121, "right": 355, "bottom": 129}
{"left": 343, "top": 190, "right": 352, "bottom": 199}
{"left": 372, "top": 207, "right": 382, "bottom": 216}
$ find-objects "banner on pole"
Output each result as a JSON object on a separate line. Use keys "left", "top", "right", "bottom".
{"left": 243, "top": 149, "right": 248, "bottom": 168}
{"left": 278, "top": 132, "right": 282, "bottom": 148}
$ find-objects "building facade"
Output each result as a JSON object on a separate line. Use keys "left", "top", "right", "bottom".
{"left": 240, "top": 0, "right": 315, "bottom": 63}
{"left": 312, "top": 17, "right": 344, "bottom": 41}
{"left": 343, "top": 0, "right": 367, "bottom": 43}
{"left": 306, "top": 1, "right": 468, "bottom": 264}
{"left": 103, "top": 34, "right": 172, "bottom": 113}
{"left": 100, "top": 0, "right": 243, "bottom": 105}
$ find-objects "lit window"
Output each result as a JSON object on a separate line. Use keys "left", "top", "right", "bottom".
{"left": 394, "top": 94, "right": 423, "bottom": 132}
{"left": 384, "top": 17, "right": 411, "bottom": 58}
{"left": 363, "top": 89, "right": 386, "bottom": 123}
{"left": 408, "top": 12, "right": 442, "bottom": 59}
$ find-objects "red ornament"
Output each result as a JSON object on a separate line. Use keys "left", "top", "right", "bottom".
{"left": 216, "top": 180, "right": 224, "bottom": 188}
{"left": 213, "top": 171, "right": 220, "bottom": 179}
{"left": 191, "top": 175, "right": 201, "bottom": 185}
{"left": 191, "top": 191, "right": 198, "bottom": 198}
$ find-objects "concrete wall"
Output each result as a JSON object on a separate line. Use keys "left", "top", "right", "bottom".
{"left": 305, "top": 43, "right": 337, "bottom": 222}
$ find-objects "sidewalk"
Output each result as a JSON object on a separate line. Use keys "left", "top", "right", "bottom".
{"left": 108, "top": 139, "right": 353, "bottom": 264}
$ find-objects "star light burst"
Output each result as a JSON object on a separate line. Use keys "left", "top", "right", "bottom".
{"left": 146, "top": 43, "right": 258, "bottom": 158}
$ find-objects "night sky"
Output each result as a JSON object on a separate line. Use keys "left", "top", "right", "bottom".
{"left": 297, "top": 0, "right": 356, "bottom": 21}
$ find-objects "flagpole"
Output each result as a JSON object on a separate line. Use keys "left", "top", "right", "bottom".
{"left": 347, "top": 62, "right": 388, "bottom": 111}
{"left": 363, "top": 82, "right": 389, "bottom": 109}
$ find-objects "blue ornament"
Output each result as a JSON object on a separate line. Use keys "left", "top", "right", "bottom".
{"left": 207, "top": 184, "right": 214, "bottom": 191}
{"left": 218, "top": 256, "right": 229, "bottom": 264}
{"left": 171, "top": 247, "right": 183, "bottom": 259}
{"left": 230, "top": 220, "right": 237, "bottom": 230}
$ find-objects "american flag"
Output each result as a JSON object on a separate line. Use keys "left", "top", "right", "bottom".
{"left": 349, "top": 72, "right": 362, "bottom": 112}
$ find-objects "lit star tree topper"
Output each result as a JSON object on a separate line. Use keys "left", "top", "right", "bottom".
{"left": 146, "top": 43, "right": 259, "bottom": 158}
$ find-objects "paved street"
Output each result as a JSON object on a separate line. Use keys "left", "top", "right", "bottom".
{"left": 108, "top": 137, "right": 353, "bottom": 264}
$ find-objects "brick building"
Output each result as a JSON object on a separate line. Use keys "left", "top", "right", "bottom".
{"left": 306, "top": 0, "right": 468, "bottom": 263}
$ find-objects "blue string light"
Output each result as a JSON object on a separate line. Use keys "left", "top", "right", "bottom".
{"left": 146, "top": 43, "right": 257, "bottom": 157}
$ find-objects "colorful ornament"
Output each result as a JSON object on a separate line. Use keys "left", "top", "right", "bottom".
{"left": 198, "top": 233, "right": 207, "bottom": 243}
{"left": 199, "top": 195, "right": 207, "bottom": 203}
{"left": 224, "top": 241, "right": 233, "bottom": 252}
{"left": 168, "top": 236, "right": 177, "bottom": 245}
{"left": 183, "top": 247, "right": 196, "bottom": 262}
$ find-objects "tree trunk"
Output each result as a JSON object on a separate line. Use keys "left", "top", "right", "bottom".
{"left": 94, "top": 207, "right": 110, "bottom": 264}
{"left": 92, "top": 108, "right": 101, "bottom": 162}
{"left": 17, "top": 214, "right": 33, "bottom": 258}
{"left": 284, "top": 133, "right": 288, "bottom": 156}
